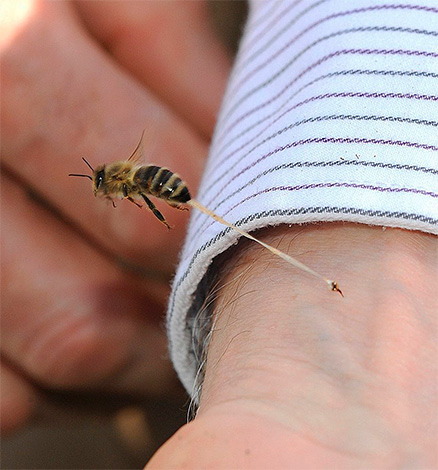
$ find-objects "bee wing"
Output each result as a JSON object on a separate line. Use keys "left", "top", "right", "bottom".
{"left": 128, "top": 129, "right": 146, "bottom": 164}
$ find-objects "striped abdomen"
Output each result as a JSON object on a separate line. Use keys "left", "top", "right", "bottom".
{"left": 134, "top": 165, "right": 191, "bottom": 204}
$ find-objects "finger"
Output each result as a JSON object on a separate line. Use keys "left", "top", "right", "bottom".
{"left": 1, "top": 0, "right": 206, "bottom": 272}
{"left": 1, "top": 362, "right": 37, "bottom": 434}
{"left": 1, "top": 174, "right": 175, "bottom": 396}
{"left": 74, "top": 0, "right": 231, "bottom": 138}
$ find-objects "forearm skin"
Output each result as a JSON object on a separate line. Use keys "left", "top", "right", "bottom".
{"left": 148, "top": 224, "right": 437, "bottom": 469}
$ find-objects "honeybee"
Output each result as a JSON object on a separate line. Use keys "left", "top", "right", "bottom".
{"left": 69, "top": 131, "right": 191, "bottom": 229}
{"left": 69, "top": 131, "right": 343, "bottom": 296}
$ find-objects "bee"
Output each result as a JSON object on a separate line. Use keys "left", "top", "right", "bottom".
{"left": 69, "top": 131, "right": 191, "bottom": 229}
{"left": 69, "top": 131, "right": 343, "bottom": 296}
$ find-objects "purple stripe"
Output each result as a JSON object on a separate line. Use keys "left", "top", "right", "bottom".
{"left": 232, "top": 26, "right": 438, "bottom": 99}
{"left": 214, "top": 68, "right": 438, "bottom": 161}
{"left": 230, "top": 3, "right": 438, "bottom": 98}
{"left": 247, "top": 0, "right": 284, "bottom": 30}
{"left": 274, "top": 183, "right": 438, "bottom": 197}
{"left": 242, "top": 0, "right": 298, "bottom": 51}
{"left": 197, "top": 184, "right": 438, "bottom": 234}
{"left": 200, "top": 137, "right": 438, "bottom": 208}
{"left": 190, "top": 158, "right": 438, "bottom": 242}
{"left": 219, "top": 48, "right": 438, "bottom": 140}
{"left": 207, "top": 91, "right": 438, "bottom": 179}
{"left": 236, "top": 0, "right": 328, "bottom": 72}
{"left": 238, "top": 182, "right": 438, "bottom": 210}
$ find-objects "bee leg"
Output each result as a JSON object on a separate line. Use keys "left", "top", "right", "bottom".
{"left": 171, "top": 203, "right": 189, "bottom": 211}
{"left": 126, "top": 196, "right": 142, "bottom": 209}
{"left": 106, "top": 197, "right": 117, "bottom": 208}
{"left": 140, "top": 193, "right": 172, "bottom": 230}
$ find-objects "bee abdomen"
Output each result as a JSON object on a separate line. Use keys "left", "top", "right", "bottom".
{"left": 134, "top": 165, "right": 191, "bottom": 203}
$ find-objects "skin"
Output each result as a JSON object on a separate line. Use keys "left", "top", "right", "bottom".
{"left": 0, "top": 0, "right": 230, "bottom": 434}
{"left": 147, "top": 224, "right": 437, "bottom": 468}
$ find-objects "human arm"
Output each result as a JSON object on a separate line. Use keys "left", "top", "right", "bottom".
{"left": 155, "top": 0, "right": 438, "bottom": 467}
{"left": 149, "top": 223, "right": 437, "bottom": 468}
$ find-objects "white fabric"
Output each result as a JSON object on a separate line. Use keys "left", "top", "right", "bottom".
{"left": 168, "top": 0, "right": 438, "bottom": 395}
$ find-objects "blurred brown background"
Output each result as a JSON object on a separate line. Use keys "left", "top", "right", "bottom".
{"left": 2, "top": 1, "right": 247, "bottom": 468}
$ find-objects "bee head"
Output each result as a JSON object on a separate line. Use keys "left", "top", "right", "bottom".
{"left": 92, "top": 165, "right": 106, "bottom": 196}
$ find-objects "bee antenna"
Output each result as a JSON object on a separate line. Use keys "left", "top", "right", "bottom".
{"left": 81, "top": 157, "right": 94, "bottom": 172}
{"left": 68, "top": 173, "right": 93, "bottom": 180}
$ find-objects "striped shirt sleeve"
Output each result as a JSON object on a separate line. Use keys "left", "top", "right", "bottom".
{"left": 168, "top": 0, "right": 438, "bottom": 395}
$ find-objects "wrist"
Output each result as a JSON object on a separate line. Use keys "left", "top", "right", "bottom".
{"left": 197, "top": 223, "right": 437, "bottom": 467}
{"left": 148, "top": 224, "right": 436, "bottom": 468}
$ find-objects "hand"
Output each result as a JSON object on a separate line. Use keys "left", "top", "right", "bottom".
{"left": 0, "top": 0, "right": 230, "bottom": 434}
{"left": 147, "top": 224, "right": 437, "bottom": 468}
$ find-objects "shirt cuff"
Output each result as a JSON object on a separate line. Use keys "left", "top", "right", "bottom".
{"left": 168, "top": 0, "right": 438, "bottom": 395}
